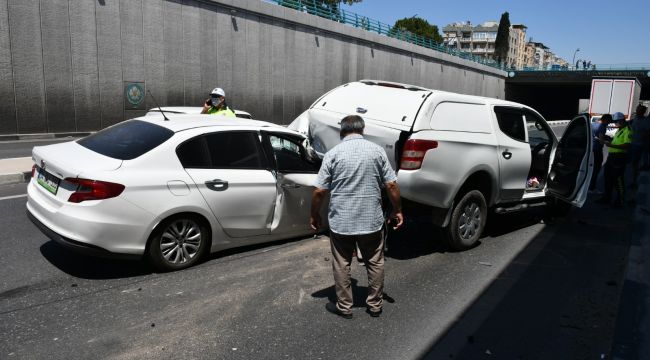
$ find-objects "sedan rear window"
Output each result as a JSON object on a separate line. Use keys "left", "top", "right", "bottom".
{"left": 78, "top": 120, "right": 174, "bottom": 160}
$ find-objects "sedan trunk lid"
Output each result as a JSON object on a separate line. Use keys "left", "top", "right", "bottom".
{"left": 32, "top": 141, "right": 122, "bottom": 180}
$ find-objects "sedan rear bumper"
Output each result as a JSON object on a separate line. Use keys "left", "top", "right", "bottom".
{"left": 27, "top": 209, "right": 141, "bottom": 260}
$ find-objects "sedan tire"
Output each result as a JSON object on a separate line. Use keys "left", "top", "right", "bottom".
{"left": 147, "top": 215, "right": 209, "bottom": 271}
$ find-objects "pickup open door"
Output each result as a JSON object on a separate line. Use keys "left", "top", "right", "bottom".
{"left": 546, "top": 114, "right": 593, "bottom": 207}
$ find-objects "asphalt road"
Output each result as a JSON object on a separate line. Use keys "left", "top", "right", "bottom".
{"left": 4, "top": 121, "right": 623, "bottom": 360}
{"left": 0, "top": 180, "right": 631, "bottom": 359}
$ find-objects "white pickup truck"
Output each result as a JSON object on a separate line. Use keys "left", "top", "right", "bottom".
{"left": 290, "top": 80, "right": 593, "bottom": 249}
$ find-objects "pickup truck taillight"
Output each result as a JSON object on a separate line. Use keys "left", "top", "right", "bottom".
{"left": 400, "top": 139, "right": 438, "bottom": 170}
{"left": 65, "top": 178, "right": 125, "bottom": 203}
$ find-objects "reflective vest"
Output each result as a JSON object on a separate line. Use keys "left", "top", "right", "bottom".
{"left": 608, "top": 126, "right": 632, "bottom": 154}
{"left": 207, "top": 106, "right": 236, "bottom": 117}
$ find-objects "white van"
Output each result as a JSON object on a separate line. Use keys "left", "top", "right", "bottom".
{"left": 290, "top": 80, "right": 593, "bottom": 249}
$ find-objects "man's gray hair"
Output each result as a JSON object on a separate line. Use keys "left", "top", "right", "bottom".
{"left": 340, "top": 115, "right": 365, "bottom": 137}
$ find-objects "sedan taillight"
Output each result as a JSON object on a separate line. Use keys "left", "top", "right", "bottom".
{"left": 400, "top": 139, "right": 438, "bottom": 170}
{"left": 65, "top": 178, "right": 125, "bottom": 203}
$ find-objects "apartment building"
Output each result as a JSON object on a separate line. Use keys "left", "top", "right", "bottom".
{"left": 443, "top": 21, "right": 565, "bottom": 69}
{"left": 443, "top": 21, "right": 498, "bottom": 61}
{"left": 511, "top": 24, "right": 527, "bottom": 68}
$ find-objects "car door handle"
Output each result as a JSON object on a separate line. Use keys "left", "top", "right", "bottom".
{"left": 502, "top": 151, "right": 512, "bottom": 160}
{"left": 205, "top": 179, "right": 229, "bottom": 191}
{"left": 281, "top": 183, "right": 301, "bottom": 189}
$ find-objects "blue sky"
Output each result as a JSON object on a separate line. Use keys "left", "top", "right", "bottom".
{"left": 341, "top": 0, "right": 650, "bottom": 65}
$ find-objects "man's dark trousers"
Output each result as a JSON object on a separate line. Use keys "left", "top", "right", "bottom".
{"left": 603, "top": 154, "right": 627, "bottom": 204}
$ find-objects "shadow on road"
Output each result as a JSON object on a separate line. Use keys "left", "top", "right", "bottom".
{"left": 386, "top": 220, "right": 448, "bottom": 260}
{"left": 386, "top": 209, "right": 545, "bottom": 260}
{"left": 39, "top": 234, "right": 315, "bottom": 280}
{"left": 484, "top": 209, "right": 546, "bottom": 238}
{"left": 311, "top": 278, "right": 397, "bottom": 307}
{"left": 39, "top": 241, "right": 152, "bottom": 279}
{"left": 422, "top": 200, "right": 633, "bottom": 360}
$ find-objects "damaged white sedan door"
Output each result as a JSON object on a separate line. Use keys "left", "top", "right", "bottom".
{"left": 262, "top": 132, "right": 323, "bottom": 237}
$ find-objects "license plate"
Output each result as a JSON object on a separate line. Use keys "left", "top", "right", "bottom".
{"left": 37, "top": 167, "right": 60, "bottom": 195}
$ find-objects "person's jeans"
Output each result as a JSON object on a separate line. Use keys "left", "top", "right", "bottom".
{"left": 329, "top": 230, "right": 384, "bottom": 314}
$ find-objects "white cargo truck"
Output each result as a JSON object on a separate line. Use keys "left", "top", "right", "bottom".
{"left": 588, "top": 77, "right": 641, "bottom": 119}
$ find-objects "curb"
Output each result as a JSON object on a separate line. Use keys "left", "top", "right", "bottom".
{"left": 0, "top": 171, "right": 32, "bottom": 186}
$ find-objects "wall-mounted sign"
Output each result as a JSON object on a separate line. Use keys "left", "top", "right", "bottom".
{"left": 124, "top": 81, "right": 146, "bottom": 110}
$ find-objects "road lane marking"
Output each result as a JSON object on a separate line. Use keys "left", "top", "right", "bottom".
{"left": 0, "top": 194, "right": 27, "bottom": 201}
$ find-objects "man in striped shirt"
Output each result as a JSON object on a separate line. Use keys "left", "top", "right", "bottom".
{"left": 310, "top": 115, "right": 403, "bottom": 319}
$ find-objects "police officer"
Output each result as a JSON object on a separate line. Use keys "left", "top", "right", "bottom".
{"left": 597, "top": 112, "right": 633, "bottom": 207}
{"left": 201, "top": 88, "right": 235, "bottom": 117}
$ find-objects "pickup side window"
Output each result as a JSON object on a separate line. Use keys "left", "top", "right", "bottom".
{"left": 523, "top": 111, "right": 553, "bottom": 149}
{"left": 430, "top": 102, "right": 492, "bottom": 133}
{"left": 494, "top": 107, "right": 526, "bottom": 142}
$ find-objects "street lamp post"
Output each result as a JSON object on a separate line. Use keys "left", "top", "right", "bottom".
{"left": 572, "top": 48, "right": 580, "bottom": 68}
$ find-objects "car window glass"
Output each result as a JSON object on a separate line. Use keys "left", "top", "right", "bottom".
{"left": 494, "top": 108, "right": 526, "bottom": 142}
{"left": 430, "top": 102, "right": 492, "bottom": 133}
{"left": 176, "top": 136, "right": 212, "bottom": 168}
{"left": 78, "top": 120, "right": 173, "bottom": 160}
{"left": 177, "top": 132, "right": 265, "bottom": 169}
{"left": 524, "top": 111, "right": 552, "bottom": 148}
{"left": 561, "top": 120, "right": 588, "bottom": 150}
{"left": 268, "top": 135, "right": 319, "bottom": 173}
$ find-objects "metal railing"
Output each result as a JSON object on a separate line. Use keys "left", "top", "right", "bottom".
{"left": 265, "top": 1, "right": 650, "bottom": 74}
{"left": 517, "top": 63, "right": 650, "bottom": 72}
{"left": 265, "top": 0, "right": 506, "bottom": 70}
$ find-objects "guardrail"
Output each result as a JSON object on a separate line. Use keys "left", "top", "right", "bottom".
{"left": 517, "top": 64, "right": 650, "bottom": 72}
{"left": 265, "top": 0, "right": 506, "bottom": 70}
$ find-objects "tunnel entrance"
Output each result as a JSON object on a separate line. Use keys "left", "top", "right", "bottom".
{"left": 505, "top": 70, "right": 650, "bottom": 120}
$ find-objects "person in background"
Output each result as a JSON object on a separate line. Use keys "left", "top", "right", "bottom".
{"left": 597, "top": 112, "right": 633, "bottom": 208}
{"left": 310, "top": 115, "right": 403, "bottom": 319}
{"left": 589, "top": 113, "right": 612, "bottom": 194}
{"left": 201, "top": 87, "right": 236, "bottom": 117}
{"left": 630, "top": 104, "right": 649, "bottom": 188}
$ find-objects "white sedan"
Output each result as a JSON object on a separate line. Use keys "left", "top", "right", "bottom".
{"left": 145, "top": 107, "right": 253, "bottom": 119}
{"left": 27, "top": 114, "right": 323, "bottom": 271}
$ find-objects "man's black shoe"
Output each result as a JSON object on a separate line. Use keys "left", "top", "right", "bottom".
{"left": 325, "top": 302, "right": 352, "bottom": 319}
{"left": 366, "top": 308, "right": 382, "bottom": 317}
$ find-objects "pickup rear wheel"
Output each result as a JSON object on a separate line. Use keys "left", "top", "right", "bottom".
{"left": 445, "top": 190, "right": 487, "bottom": 250}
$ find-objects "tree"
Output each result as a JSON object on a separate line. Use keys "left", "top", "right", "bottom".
{"left": 391, "top": 17, "right": 443, "bottom": 44}
{"left": 317, "top": 0, "right": 362, "bottom": 13}
{"left": 494, "top": 11, "right": 511, "bottom": 65}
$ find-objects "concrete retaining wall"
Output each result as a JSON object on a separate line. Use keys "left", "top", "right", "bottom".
{"left": 0, "top": 0, "right": 506, "bottom": 134}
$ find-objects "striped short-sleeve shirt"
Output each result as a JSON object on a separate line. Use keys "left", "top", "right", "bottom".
{"left": 314, "top": 134, "right": 397, "bottom": 235}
